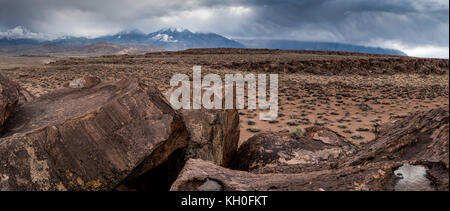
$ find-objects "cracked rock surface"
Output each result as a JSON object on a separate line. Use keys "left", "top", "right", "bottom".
{"left": 0, "top": 79, "right": 189, "bottom": 190}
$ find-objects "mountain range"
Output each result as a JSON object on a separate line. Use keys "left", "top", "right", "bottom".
{"left": 0, "top": 26, "right": 407, "bottom": 56}
{"left": 239, "top": 39, "right": 407, "bottom": 56}
{"left": 1, "top": 42, "right": 163, "bottom": 57}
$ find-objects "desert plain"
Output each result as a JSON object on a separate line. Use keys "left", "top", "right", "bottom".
{"left": 1, "top": 49, "right": 448, "bottom": 146}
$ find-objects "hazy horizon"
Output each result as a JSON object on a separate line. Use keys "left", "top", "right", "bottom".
{"left": 0, "top": 0, "right": 448, "bottom": 58}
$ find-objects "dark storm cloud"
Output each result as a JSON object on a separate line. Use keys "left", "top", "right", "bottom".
{"left": 232, "top": 0, "right": 448, "bottom": 45}
{"left": 0, "top": 0, "right": 448, "bottom": 57}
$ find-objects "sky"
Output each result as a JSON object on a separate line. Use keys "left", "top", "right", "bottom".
{"left": 0, "top": 0, "right": 448, "bottom": 58}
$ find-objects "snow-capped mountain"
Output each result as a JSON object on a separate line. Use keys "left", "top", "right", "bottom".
{"left": 0, "top": 26, "right": 407, "bottom": 56}
{"left": 91, "top": 28, "right": 245, "bottom": 50}
{"left": 151, "top": 33, "right": 178, "bottom": 43}
{"left": 0, "top": 26, "right": 58, "bottom": 40}
{"left": 147, "top": 28, "right": 245, "bottom": 50}
{"left": 157, "top": 27, "right": 188, "bottom": 33}
{"left": 92, "top": 29, "right": 148, "bottom": 45}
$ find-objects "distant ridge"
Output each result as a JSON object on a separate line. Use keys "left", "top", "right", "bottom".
{"left": 1, "top": 26, "right": 407, "bottom": 56}
{"left": 94, "top": 28, "right": 245, "bottom": 50}
{"left": 1, "top": 42, "right": 163, "bottom": 56}
{"left": 238, "top": 39, "right": 407, "bottom": 56}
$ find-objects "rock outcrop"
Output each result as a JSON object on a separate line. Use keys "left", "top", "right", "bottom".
{"left": 0, "top": 79, "right": 189, "bottom": 191}
{"left": 120, "top": 84, "right": 241, "bottom": 191}
{"left": 349, "top": 107, "right": 449, "bottom": 166}
{"left": 0, "top": 74, "right": 22, "bottom": 130}
{"left": 202, "top": 49, "right": 449, "bottom": 75}
{"left": 119, "top": 108, "right": 240, "bottom": 191}
{"left": 173, "top": 107, "right": 449, "bottom": 191}
{"left": 1, "top": 69, "right": 447, "bottom": 191}
{"left": 161, "top": 86, "right": 240, "bottom": 178}
{"left": 0, "top": 73, "right": 34, "bottom": 123}
{"left": 346, "top": 107, "right": 449, "bottom": 190}
{"left": 170, "top": 158, "right": 396, "bottom": 191}
{"left": 229, "top": 127, "right": 355, "bottom": 173}
{"left": 177, "top": 108, "right": 240, "bottom": 167}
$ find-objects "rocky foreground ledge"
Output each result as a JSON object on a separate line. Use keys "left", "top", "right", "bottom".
{"left": 0, "top": 76, "right": 191, "bottom": 190}
{"left": 172, "top": 107, "right": 449, "bottom": 191}
{"left": 0, "top": 73, "right": 448, "bottom": 191}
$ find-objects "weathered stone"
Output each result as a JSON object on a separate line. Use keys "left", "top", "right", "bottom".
{"left": 0, "top": 73, "right": 21, "bottom": 130}
{"left": 229, "top": 127, "right": 355, "bottom": 173}
{"left": 179, "top": 108, "right": 239, "bottom": 167}
{"left": 346, "top": 107, "right": 449, "bottom": 190}
{"left": 17, "top": 87, "right": 34, "bottom": 106}
{"left": 177, "top": 108, "right": 448, "bottom": 191}
{"left": 170, "top": 159, "right": 398, "bottom": 191}
{"left": 163, "top": 84, "right": 240, "bottom": 167}
{"left": 0, "top": 79, "right": 189, "bottom": 191}
{"left": 119, "top": 87, "right": 240, "bottom": 191}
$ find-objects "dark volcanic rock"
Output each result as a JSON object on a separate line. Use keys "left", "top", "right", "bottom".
{"left": 229, "top": 127, "right": 355, "bottom": 173}
{"left": 0, "top": 72, "right": 35, "bottom": 126}
{"left": 163, "top": 85, "right": 240, "bottom": 167}
{"left": 0, "top": 74, "right": 22, "bottom": 130}
{"left": 118, "top": 95, "right": 240, "bottom": 191}
{"left": 349, "top": 107, "right": 448, "bottom": 166}
{"left": 208, "top": 51, "right": 449, "bottom": 75}
{"left": 17, "top": 87, "right": 34, "bottom": 106}
{"left": 170, "top": 159, "right": 397, "bottom": 191}
{"left": 0, "top": 79, "right": 189, "bottom": 191}
{"left": 173, "top": 107, "right": 449, "bottom": 191}
{"left": 120, "top": 84, "right": 240, "bottom": 191}
{"left": 346, "top": 107, "right": 449, "bottom": 190}
{"left": 178, "top": 108, "right": 239, "bottom": 167}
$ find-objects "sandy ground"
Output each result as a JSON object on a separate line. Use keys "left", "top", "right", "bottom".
{"left": 239, "top": 94, "right": 447, "bottom": 145}
{"left": 1, "top": 50, "right": 448, "bottom": 146}
{"left": 0, "top": 55, "right": 58, "bottom": 70}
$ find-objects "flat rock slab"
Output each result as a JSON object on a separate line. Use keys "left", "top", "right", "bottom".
{"left": 0, "top": 79, "right": 189, "bottom": 190}
{"left": 170, "top": 159, "right": 398, "bottom": 191}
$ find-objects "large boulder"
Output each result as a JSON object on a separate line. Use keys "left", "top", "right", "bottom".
{"left": 229, "top": 127, "right": 355, "bottom": 173}
{"left": 119, "top": 108, "right": 240, "bottom": 191}
{"left": 163, "top": 83, "right": 240, "bottom": 167}
{"left": 0, "top": 79, "right": 189, "bottom": 191}
{"left": 138, "top": 85, "right": 240, "bottom": 188}
{"left": 0, "top": 74, "right": 21, "bottom": 130}
{"left": 121, "top": 86, "right": 241, "bottom": 191}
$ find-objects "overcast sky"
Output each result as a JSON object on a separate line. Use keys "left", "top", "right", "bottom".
{"left": 0, "top": 0, "right": 448, "bottom": 58}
